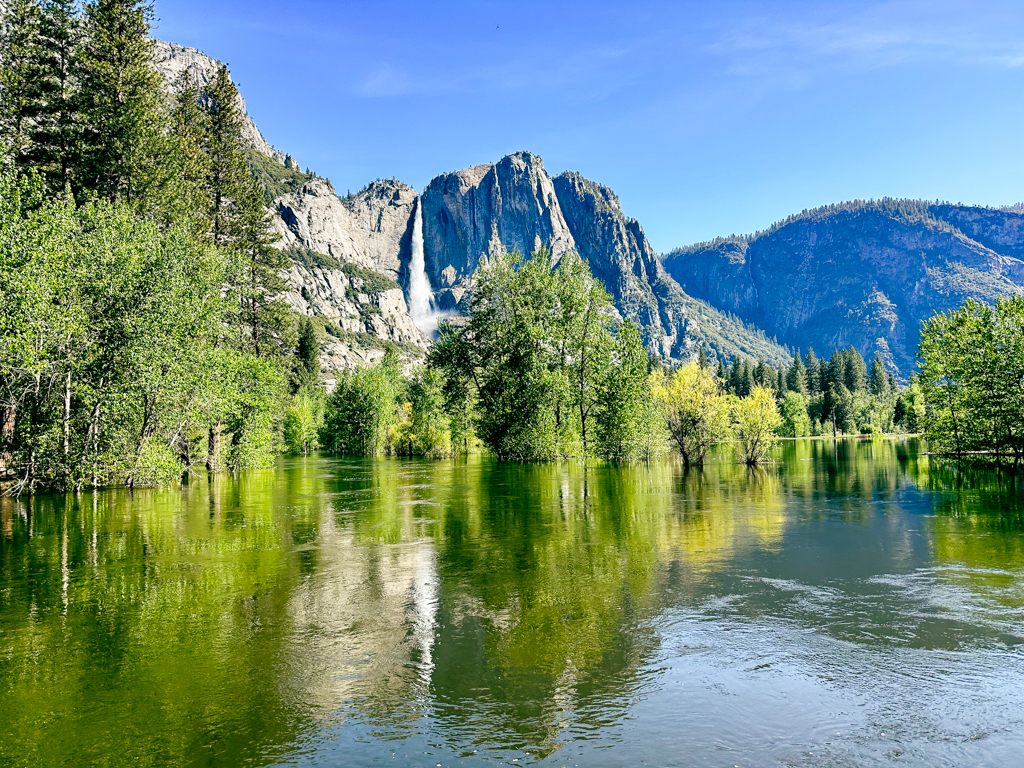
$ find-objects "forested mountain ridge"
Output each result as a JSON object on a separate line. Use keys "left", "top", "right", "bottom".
{"left": 662, "top": 199, "right": 1024, "bottom": 374}
{"left": 156, "top": 43, "right": 790, "bottom": 368}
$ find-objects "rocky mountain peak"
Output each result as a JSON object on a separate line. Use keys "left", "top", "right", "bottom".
{"left": 153, "top": 40, "right": 291, "bottom": 167}
{"left": 354, "top": 178, "right": 417, "bottom": 205}
{"left": 420, "top": 151, "right": 576, "bottom": 310}
{"left": 152, "top": 40, "right": 790, "bottom": 370}
{"left": 555, "top": 171, "right": 622, "bottom": 213}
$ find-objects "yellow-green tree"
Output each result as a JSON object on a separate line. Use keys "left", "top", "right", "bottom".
{"left": 734, "top": 385, "right": 781, "bottom": 465}
{"left": 651, "top": 362, "right": 733, "bottom": 467}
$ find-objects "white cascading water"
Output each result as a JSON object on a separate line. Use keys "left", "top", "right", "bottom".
{"left": 407, "top": 200, "right": 439, "bottom": 336}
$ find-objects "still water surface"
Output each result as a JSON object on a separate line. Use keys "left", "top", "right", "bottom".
{"left": 2, "top": 439, "right": 1023, "bottom": 767}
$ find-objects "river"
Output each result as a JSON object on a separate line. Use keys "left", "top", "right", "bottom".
{"left": 1, "top": 439, "right": 1022, "bottom": 767}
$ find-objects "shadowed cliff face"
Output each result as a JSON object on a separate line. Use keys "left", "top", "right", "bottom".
{"left": 662, "top": 202, "right": 1024, "bottom": 374}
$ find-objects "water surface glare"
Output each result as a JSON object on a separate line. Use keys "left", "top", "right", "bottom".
{"left": 2, "top": 439, "right": 1023, "bottom": 767}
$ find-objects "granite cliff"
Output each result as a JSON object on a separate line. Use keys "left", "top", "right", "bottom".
{"left": 419, "top": 152, "right": 787, "bottom": 363}
{"left": 155, "top": 41, "right": 788, "bottom": 369}
{"left": 157, "top": 40, "right": 1024, "bottom": 378}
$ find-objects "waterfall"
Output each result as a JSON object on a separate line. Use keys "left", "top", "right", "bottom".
{"left": 407, "top": 199, "right": 438, "bottom": 336}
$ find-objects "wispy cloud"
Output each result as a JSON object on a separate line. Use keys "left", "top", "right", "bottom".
{"left": 353, "top": 41, "right": 635, "bottom": 100}
{"left": 708, "top": 0, "right": 1024, "bottom": 76}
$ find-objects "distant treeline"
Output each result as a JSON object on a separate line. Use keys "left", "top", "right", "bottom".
{"left": 669, "top": 197, "right": 990, "bottom": 257}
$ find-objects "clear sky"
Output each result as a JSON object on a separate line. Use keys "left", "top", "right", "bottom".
{"left": 154, "top": 0, "right": 1024, "bottom": 252}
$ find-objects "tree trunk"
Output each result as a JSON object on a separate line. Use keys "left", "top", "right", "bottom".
{"left": 206, "top": 422, "right": 222, "bottom": 473}
{"left": 63, "top": 371, "right": 72, "bottom": 457}
{"left": 28, "top": 373, "right": 41, "bottom": 490}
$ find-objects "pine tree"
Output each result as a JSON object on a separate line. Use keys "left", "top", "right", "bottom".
{"left": 787, "top": 350, "right": 808, "bottom": 395}
{"left": 294, "top": 316, "right": 320, "bottom": 388}
{"left": 869, "top": 353, "right": 891, "bottom": 397}
{"left": 844, "top": 348, "right": 868, "bottom": 393}
{"left": 75, "top": 0, "right": 162, "bottom": 203}
{"left": 232, "top": 173, "right": 288, "bottom": 359}
{"left": 203, "top": 64, "right": 250, "bottom": 248}
{"left": 805, "top": 347, "right": 821, "bottom": 394}
{"left": 696, "top": 345, "right": 712, "bottom": 369}
{"left": 0, "top": 0, "right": 44, "bottom": 171}
{"left": 741, "top": 360, "right": 756, "bottom": 397}
{"left": 728, "top": 358, "right": 742, "bottom": 394}
{"left": 26, "top": 0, "right": 81, "bottom": 192}
{"left": 157, "top": 76, "right": 212, "bottom": 231}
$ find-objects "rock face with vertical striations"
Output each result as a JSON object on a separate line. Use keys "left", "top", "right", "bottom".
{"left": 274, "top": 178, "right": 429, "bottom": 375}
{"left": 662, "top": 201, "right": 1024, "bottom": 374}
{"left": 418, "top": 152, "right": 789, "bottom": 363}
{"left": 274, "top": 177, "right": 418, "bottom": 282}
{"left": 419, "top": 152, "right": 576, "bottom": 310}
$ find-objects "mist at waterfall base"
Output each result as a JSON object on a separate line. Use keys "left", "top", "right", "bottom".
{"left": 407, "top": 200, "right": 443, "bottom": 338}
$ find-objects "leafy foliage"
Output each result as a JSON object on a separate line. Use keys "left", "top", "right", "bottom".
{"left": 0, "top": 1, "right": 323, "bottom": 490}
{"left": 652, "top": 362, "right": 733, "bottom": 467}
{"left": 918, "top": 297, "right": 1024, "bottom": 461}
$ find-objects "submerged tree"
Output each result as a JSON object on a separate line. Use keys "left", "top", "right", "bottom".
{"left": 428, "top": 248, "right": 619, "bottom": 461}
{"left": 652, "top": 362, "right": 733, "bottom": 467}
{"left": 320, "top": 351, "right": 402, "bottom": 456}
{"left": 595, "top": 321, "right": 659, "bottom": 461}
{"left": 734, "top": 386, "right": 781, "bottom": 465}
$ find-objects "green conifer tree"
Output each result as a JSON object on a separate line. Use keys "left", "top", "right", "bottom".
{"left": 27, "top": 0, "right": 81, "bottom": 192}
{"left": 787, "top": 350, "right": 808, "bottom": 395}
{"left": 0, "top": 0, "right": 44, "bottom": 170}
{"left": 75, "top": 0, "right": 162, "bottom": 203}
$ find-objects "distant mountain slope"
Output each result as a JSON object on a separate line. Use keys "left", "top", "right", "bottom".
{"left": 662, "top": 199, "right": 1024, "bottom": 373}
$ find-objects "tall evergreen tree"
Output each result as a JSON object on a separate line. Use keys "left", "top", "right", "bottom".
{"left": 232, "top": 173, "right": 288, "bottom": 359}
{"left": 293, "top": 316, "right": 320, "bottom": 390}
{"left": 0, "top": 0, "right": 44, "bottom": 171}
{"left": 805, "top": 347, "right": 821, "bottom": 394}
{"left": 27, "top": 0, "right": 81, "bottom": 192}
{"left": 202, "top": 64, "right": 249, "bottom": 248}
{"left": 75, "top": 0, "right": 162, "bottom": 203}
{"left": 158, "top": 76, "right": 212, "bottom": 231}
{"left": 741, "top": 360, "right": 756, "bottom": 397}
{"left": 869, "top": 353, "right": 891, "bottom": 397}
{"left": 728, "top": 358, "right": 742, "bottom": 394}
{"left": 787, "top": 350, "right": 808, "bottom": 395}
{"left": 844, "top": 348, "right": 868, "bottom": 393}
{"left": 696, "top": 345, "right": 712, "bottom": 370}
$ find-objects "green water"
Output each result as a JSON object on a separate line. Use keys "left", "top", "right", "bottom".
{"left": 2, "top": 439, "right": 1023, "bottom": 767}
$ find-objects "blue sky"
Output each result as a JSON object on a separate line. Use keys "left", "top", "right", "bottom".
{"left": 155, "top": 0, "right": 1024, "bottom": 251}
